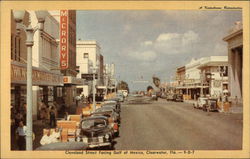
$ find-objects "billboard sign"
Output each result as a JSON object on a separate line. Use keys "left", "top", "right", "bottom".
{"left": 60, "top": 10, "right": 68, "bottom": 69}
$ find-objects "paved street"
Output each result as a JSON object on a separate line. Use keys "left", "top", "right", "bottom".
{"left": 114, "top": 98, "right": 243, "bottom": 150}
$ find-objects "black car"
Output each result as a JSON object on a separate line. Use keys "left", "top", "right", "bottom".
{"left": 91, "top": 109, "right": 120, "bottom": 137}
{"left": 77, "top": 116, "right": 114, "bottom": 149}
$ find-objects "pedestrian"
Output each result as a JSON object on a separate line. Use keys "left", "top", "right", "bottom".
{"left": 51, "top": 128, "right": 61, "bottom": 143}
{"left": 49, "top": 107, "right": 56, "bottom": 128}
{"left": 15, "top": 112, "right": 24, "bottom": 129}
{"left": 16, "top": 121, "right": 27, "bottom": 150}
{"left": 40, "top": 129, "right": 53, "bottom": 145}
{"left": 64, "top": 112, "right": 69, "bottom": 120}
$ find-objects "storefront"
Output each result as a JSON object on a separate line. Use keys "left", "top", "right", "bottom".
{"left": 62, "top": 76, "right": 85, "bottom": 113}
{"left": 11, "top": 61, "right": 64, "bottom": 120}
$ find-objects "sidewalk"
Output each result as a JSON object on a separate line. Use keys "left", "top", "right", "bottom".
{"left": 11, "top": 119, "right": 47, "bottom": 150}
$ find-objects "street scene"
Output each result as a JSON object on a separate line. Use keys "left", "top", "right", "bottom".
{"left": 10, "top": 10, "right": 243, "bottom": 151}
{"left": 115, "top": 98, "right": 242, "bottom": 150}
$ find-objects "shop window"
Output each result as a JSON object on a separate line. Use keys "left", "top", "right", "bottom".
{"left": 57, "top": 87, "right": 63, "bottom": 97}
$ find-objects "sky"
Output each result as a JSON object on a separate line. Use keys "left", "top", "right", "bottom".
{"left": 76, "top": 10, "right": 241, "bottom": 92}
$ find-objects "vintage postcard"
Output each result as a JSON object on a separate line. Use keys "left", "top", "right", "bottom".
{"left": 0, "top": 0, "right": 249, "bottom": 159}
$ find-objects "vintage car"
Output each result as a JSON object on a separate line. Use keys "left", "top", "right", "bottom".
{"left": 95, "top": 107, "right": 120, "bottom": 124}
{"left": 193, "top": 97, "right": 208, "bottom": 109}
{"left": 77, "top": 116, "right": 114, "bottom": 149}
{"left": 152, "top": 92, "right": 158, "bottom": 101}
{"left": 91, "top": 109, "right": 120, "bottom": 137}
{"left": 116, "top": 93, "right": 124, "bottom": 102}
{"left": 202, "top": 98, "right": 218, "bottom": 112}
{"left": 166, "top": 94, "right": 175, "bottom": 101}
{"left": 175, "top": 94, "right": 183, "bottom": 102}
{"left": 103, "top": 101, "right": 121, "bottom": 113}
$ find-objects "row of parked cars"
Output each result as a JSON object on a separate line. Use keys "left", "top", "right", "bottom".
{"left": 37, "top": 96, "right": 123, "bottom": 150}
{"left": 166, "top": 93, "right": 184, "bottom": 102}
{"left": 78, "top": 97, "right": 122, "bottom": 149}
{"left": 193, "top": 97, "right": 218, "bottom": 112}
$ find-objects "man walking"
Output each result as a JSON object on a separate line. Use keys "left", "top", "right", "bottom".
{"left": 16, "top": 121, "right": 27, "bottom": 150}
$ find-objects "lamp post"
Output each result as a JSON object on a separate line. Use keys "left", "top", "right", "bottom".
{"left": 91, "top": 61, "right": 99, "bottom": 112}
{"left": 13, "top": 10, "right": 47, "bottom": 150}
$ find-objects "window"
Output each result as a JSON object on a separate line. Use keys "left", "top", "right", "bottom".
{"left": 84, "top": 53, "right": 89, "bottom": 58}
{"left": 220, "top": 66, "right": 228, "bottom": 77}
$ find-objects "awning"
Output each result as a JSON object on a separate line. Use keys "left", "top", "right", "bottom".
{"left": 97, "top": 86, "right": 107, "bottom": 89}
{"left": 11, "top": 61, "right": 64, "bottom": 86}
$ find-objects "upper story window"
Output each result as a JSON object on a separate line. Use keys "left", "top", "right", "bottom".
{"left": 219, "top": 66, "right": 228, "bottom": 77}
{"left": 84, "top": 53, "right": 89, "bottom": 58}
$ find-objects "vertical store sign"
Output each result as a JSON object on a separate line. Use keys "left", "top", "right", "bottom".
{"left": 60, "top": 10, "right": 68, "bottom": 69}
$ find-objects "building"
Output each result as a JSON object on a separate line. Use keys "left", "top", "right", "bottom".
{"left": 223, "top": 21, "right": 243, "bottom": 107}
{"left": 104, "top": 63, "right": 116, "bottom": 94}
{"left": 174, "top": 56, "right": 228, "bottom": 100}
{"left": 175, "top": 66, "right": 186, "bottom": 95}
{"left": 11, "top": 11, "right": 64, "bottom": 120}
{"left": 197, "top": 56, "right": 228, "bottom": 97}
{"left": 76, "top": 40, "right": 104, "bottom": 97}
{"left": 50, "top": 10, "right": 84, "bottom": 112}
{"left": 184, "top": 58, "right": 204, "bottom": 100}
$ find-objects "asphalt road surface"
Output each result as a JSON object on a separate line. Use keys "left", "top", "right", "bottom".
{"left": 114, "top": 98, "right": 243, "bottom": 150}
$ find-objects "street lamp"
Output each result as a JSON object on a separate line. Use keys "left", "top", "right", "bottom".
{"left": 91, "top": 61, "right": 99, "bottom": 112}
{"left": 13, "top": 10, "right": 47, "bottom": 150}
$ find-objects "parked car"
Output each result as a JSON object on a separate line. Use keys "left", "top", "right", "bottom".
{"left": 77, "top": 116, "right": 114, "bottom": 149}
{"left": 152, "top": 92, "right": 158, "bottom": 101}
{"left": 193, "top": 97, "right": 208, "bottom": 109}
{"left": 202, "top": 98, "right": 218, "bottom": 112}
{"left": 91, "top": 109, "right": 120, "bottom": 137}
{"left": 160, "top": 93, "right": 167, "bottom": 99}
{"left": 116, "top": 93, "right": 124, "bottom": 102}
{"left": 94, "top": 107, "right": 120, "bottom": 124}
{"left": 175, "top": 94, "right": 183, "bottom": 102}
{"left": 103, "top": 100, "right": 121, "bottom": 113}
{"left": 166, "top": 94, "right": 175, "bottom": 101}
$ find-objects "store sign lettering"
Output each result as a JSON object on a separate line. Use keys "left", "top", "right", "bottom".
{"left": 60, "top": 10, "right": 68, "bottom": 69}
{"left": 11, "top": 64, "right": 63, "bottom": 86}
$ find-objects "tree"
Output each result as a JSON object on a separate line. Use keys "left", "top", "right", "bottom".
{"left": 117, "top": 81, "right": 130, "bottom": 93}
{"left": 152, "top": 76, "right": 161, "bottom": 88}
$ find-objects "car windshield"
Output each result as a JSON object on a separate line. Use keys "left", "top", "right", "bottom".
{"left": 82, "top": 119, "right": 106, "bottom": 129}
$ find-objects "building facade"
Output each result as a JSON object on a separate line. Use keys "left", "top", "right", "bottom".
{"left": 174, "top": 56, "right": 228, "bottom": 100}
{"left": 50, "top": 10, "right": 84, "bottom": 112}
{"left": 11, "top": 11, "right": 64, "bottom": 120}
{"left": 76, "top": 40, "right": 104, "bottom": 97}
{"left": 223, "top": 21, "right": 243, "bottom": 107}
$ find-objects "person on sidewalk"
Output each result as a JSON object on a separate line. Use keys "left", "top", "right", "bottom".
{"left": 40, "top": 130, "right": 53, "bottom": 145}
{"left": 49, "top": 107, "right": 56, "bottom": 128}
{"left": 16, "top": 121, "right": 27, "bottom": 150}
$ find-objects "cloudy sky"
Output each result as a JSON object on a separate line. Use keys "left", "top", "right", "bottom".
{"left": 76, "top": 10, "right": 241, "bottom": 91}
